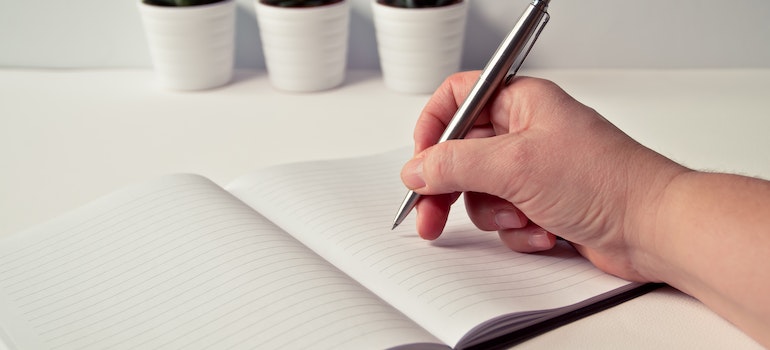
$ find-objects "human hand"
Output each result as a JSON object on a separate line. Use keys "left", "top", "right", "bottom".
{"left": 401, "top": 71, "right": 687, "bottom": 281}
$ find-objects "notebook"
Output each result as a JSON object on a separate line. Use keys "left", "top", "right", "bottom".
{"left": 0, "top": 148, "right": 652, "bottom": 349}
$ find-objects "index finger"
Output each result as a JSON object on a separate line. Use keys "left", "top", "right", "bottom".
{"left": 413, "top": 71, "right": 493, "bottom": 154}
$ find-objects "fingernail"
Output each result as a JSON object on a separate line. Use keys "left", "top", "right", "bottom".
{"left": 528, "top": 231, "right": 552, "bottom": 250}
{"left": 403, "top": 158, "right": 426, "bottom": 189}
{"left": 494, "top": 210, "right": 524, "bottom": 229}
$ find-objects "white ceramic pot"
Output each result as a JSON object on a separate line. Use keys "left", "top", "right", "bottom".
{"left": 255, "top": 1, "right": 350, "bottom": 92}
{"left": 372, "top": 0, "right": 467, "bottom": 94}
{"left": 138, "top": 0, "right": 236, "bottom": 91}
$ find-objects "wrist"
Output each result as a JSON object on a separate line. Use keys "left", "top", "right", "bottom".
{"left": 623, "top": 146, "right": 691, "bottom": 283}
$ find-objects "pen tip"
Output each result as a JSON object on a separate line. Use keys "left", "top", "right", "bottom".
{"left": 391, "top": 223, "right": 399, "bottom": 230}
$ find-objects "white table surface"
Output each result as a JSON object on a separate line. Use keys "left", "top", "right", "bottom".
{"left": 1, "top": 68, "right": 767, "bottom": 349}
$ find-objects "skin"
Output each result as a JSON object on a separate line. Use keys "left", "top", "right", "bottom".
{"left": 400, "top": 71, "right": 770, "bottom": 347}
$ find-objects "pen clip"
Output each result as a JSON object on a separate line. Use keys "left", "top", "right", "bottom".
{"left": 505, "top": 11, "right": 550, "bottom": 85}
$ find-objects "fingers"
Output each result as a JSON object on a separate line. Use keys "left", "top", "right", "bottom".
{"left": 418, "top": 189, "right": 559, "bottom": 253}
{"left": 413, "top": 183, "right": 528, "bottom": 240}
{"left": 420, "top": 190, "right": 557, "bottom": 253}
{"left": 464, "top": 192, "right": 556, "bottom": 253}
{"left": 401, "top": 135, "right": 523, "bottom": 198}
{"left": 414, "top": 193, "right": 461, "bottom": 240}
{"left": 413, "top": 71, "right": 489, "bottom": 153}
{"left": 463, "top": 192, "right": 527, "bottom": 231}
{"left": 414, "top": 74, "right": 570, "bottom": 156}
{"left": 403, "top": 73, "right": 584, "bottom": 249}
{"left": 498, "top": 224, "right": 558, "bottom": 253}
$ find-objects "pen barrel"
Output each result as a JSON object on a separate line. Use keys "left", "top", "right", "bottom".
{"left": 437, "top": 0, "right": 549, "bottom": 144}
{"left": 392, "top": 0, "right": 549, "bottom": 229}
{"left": 438, "top": 78, "right": 495, "bottom": 143}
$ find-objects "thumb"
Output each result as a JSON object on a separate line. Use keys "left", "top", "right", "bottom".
{"left": 401, "top": 136, "right": 522, "bottom": 198}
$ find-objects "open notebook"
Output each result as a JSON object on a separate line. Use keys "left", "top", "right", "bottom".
{"left": 0, "top": 148, "right": 653, "bottom": 349}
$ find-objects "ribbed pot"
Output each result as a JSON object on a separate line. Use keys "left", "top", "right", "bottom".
{"left": 255, "top": 1, "right": 350, "bottom": 92}
{"left": 372, "top": 0, "right": 467, "bottom": 94}
{"left": 138, "top": 0, "right": 236, "bottom": 91}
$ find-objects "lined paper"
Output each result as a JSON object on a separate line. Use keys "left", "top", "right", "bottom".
{"left": 0, "top": 174, "right": 440, "bottom": 349}
{"left": 227, "top": 148, "right": 634, "bottom": 347}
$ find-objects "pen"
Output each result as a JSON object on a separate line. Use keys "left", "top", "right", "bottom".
{"left": 391, "top": 0, "right": 551, "bottom": 230}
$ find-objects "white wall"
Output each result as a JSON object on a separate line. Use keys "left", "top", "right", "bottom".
{"left": 1, "top": 0, "right": 769, "bottom": 69}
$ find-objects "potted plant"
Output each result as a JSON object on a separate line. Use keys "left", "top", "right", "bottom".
{"left": 255, "top": 0, "right": 350, "bottom": 92}
{"left": 138, "top": 0, "right": 236, "bottom": 91}
{"left": 372, "top": 0, "right": 467, "bottom": 94}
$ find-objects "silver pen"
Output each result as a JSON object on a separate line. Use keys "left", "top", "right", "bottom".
{"left": 392, "top": 0, "right": 551, "bottom": 230}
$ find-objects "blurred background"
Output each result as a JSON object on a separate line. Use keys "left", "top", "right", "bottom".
{"left": 2, "top": 0, "right": 769, "bottom": 70}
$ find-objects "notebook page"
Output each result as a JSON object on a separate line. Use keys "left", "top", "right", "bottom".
{"left": 0, "top": 174, "right": 442, "bottom": 350}
{"left": 227, "top": 148, "right": 634, "bottom": 347}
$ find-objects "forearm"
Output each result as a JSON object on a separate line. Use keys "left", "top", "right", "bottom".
{"left": 641, "top": 171, "right": 770, "bottom": 346}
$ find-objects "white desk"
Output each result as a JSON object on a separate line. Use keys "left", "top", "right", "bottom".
{"left": 1, "top": 68, "right": 767, "bottom": 349}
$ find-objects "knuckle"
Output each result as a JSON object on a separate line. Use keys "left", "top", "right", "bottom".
{"left": 445, "top": 70, "right": 480, "bottom": 87}
{"left": 422, "top": 143, "right": 457, "bottom": 192}
{"left": 509, "top": 77, "right": 559, "bottom": 102}
{"left": 492, "top": 139, "right": 532, "bottom": 199}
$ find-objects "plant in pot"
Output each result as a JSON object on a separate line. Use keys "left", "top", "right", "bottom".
{"left": 255, "top": 0, "right": 350, "bottom": 92}
{"left": 138, "top": 0, "right": 236, "bottom": 91}
{"left": 372, "top": 0, "right": 467, "bottom": 94}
